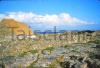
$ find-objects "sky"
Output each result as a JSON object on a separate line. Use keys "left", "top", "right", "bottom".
{"left": 0, "top": 0, "right": 100, "bottom": 31}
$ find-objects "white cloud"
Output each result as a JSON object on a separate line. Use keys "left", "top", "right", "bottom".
{"left": 0, "top": 14, "right": 6, "bottom": 20}
{"left": 0, "top": 12, "right": 94, "bottom": 26}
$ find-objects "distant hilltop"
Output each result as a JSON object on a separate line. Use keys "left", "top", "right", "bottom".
{"left": 0, "top": 19, "right": 33, "bottom": 35}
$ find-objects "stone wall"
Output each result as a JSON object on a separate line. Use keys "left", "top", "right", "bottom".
{"left": 38, "top": 31, "right": 99, "bottom": 44}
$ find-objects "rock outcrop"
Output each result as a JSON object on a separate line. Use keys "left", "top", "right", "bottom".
{"left": 1, "top": 19, "right": 33, "bottom": 35}
{"left": 0, "top": 19, "right": 34, "bottom": 40}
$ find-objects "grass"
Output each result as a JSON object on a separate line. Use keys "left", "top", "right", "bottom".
{"left": 89, "top": 52, "right": 96, "bottom": 59}
{"left": 29, "top": 50, "right": 38, "bottom": 54}
{"left": 19, "top": 49, "right": 38, "bottom": 57}
{"left": 64, "top": 44, "right": 68, "bottom": 48}
{"left": 43, "top": 47, "right": 54, "bottom": 54}
{"left": 93, "top": 40, "right": 100, "bottom": 44}
{"left": 44, "top": 47, "right": 54, "bottom": 51}
{"left": 19, "top": 52, "right": 28, "bottom": 57}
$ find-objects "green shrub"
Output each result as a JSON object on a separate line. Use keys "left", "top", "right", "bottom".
{"left": 0, "top": 56, "right": 15, "bottom": 62}
{"left": 89, "top": 52, "right": 96, "bottom": 59}
{"left": 64, "top": 45, "right": 68, "bottom": 48}
{"left": 44, "top": 47, "right": 54, "bottom": 51}
{"left": 29, "top": 50, "right": 38, "bottom": 54}
{"left": 19, "top": 52, "right": 28, "bottom": 57}
{"left": 94, "top": 40, "right": 100, "bottom": 44}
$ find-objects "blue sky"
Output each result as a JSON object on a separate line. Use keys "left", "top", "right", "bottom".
{"left": 0, "top": 0, "right": 100, "bottom": 31}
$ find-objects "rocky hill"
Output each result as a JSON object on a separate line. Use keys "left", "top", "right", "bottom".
{"left": 0, "top": 19, "right": 33, "bottom": 35}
